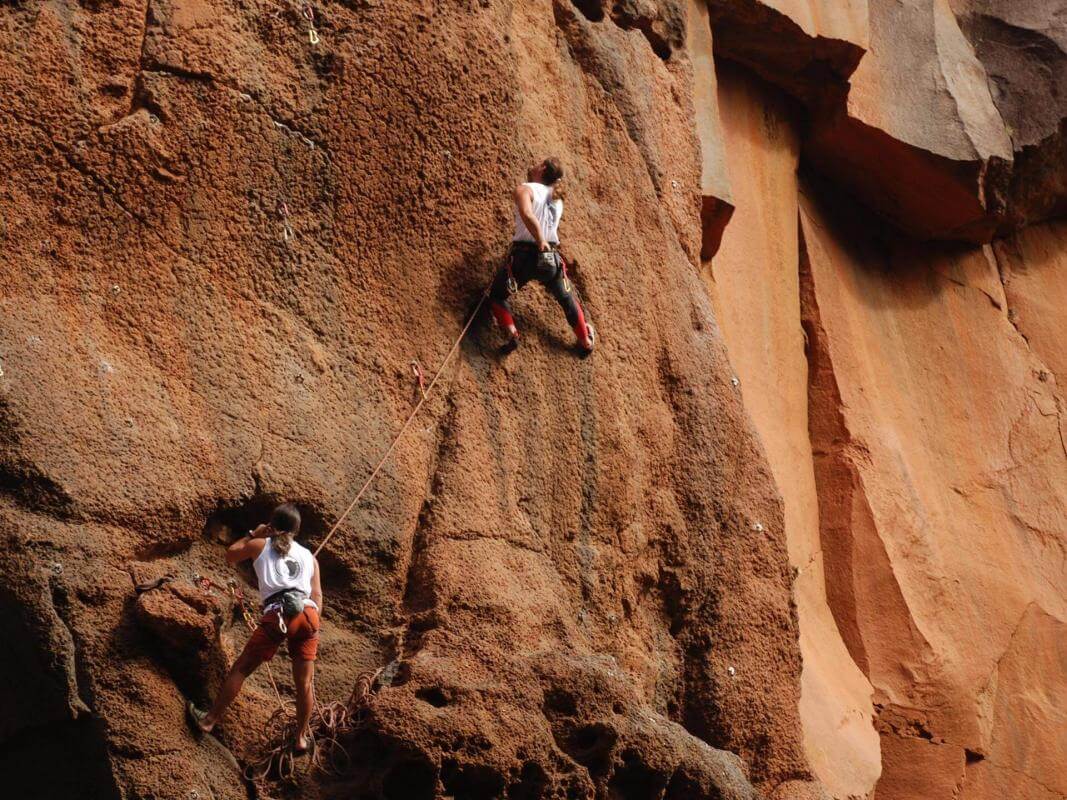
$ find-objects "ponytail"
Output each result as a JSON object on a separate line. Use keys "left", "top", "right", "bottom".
{"left": 273, "top": 531, "right": 293, "bottom": 557}
{"left": 269, "top": 503, "right": 301, "bottom": 557}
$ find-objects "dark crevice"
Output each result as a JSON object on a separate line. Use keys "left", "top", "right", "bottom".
{"left": 607, "top": 749, "right": 667, "bottom": 800}
{"left": 397, "top": 394, "right": 459, "bottom": 661}
{"left": 555, "top": 722, "right": 617, "bottom": 776}
{"left": 0, "top": 715, "right": 120, "bottom": 798}
{"left": 382, "top": 756, "right": 436, "bottom": 800}
{"left": 509, "top": 761, "right": 550, "bottom": 800}
{"left": 440, "top": 758, "right": 506, "bottom": 800}
{"left": 202, "top": 494, "right": 328, "bottom": 549}
{"left": 570, "top": 0, "right": 604, "bottom": 22}
{"left": 415, "top": 686, "right": 451, "bottom": 708}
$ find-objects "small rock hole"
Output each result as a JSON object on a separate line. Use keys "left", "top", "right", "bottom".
{"left": 440, "top": 759, "right": 505, "bottom": 800}
{"left": 543, "top": 688, "right": 578, "bottom": 717}
{"left": 416, "top": 686, "right": 450, "bottom": 708}
{"left": 571, "top": 0, "right": 604, "bottom": 22}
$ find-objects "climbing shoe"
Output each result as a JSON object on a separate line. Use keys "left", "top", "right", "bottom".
{"left": 500, "top": 329, "right": 520, "bottom": 355}
{"left": 579, "top": 323, "right": 596, "bottom": 354}
{"left": 186, "top": 701, "right": 211, "bottom": 736}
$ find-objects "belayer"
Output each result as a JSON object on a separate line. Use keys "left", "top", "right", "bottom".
{"left": 489, "top": 157, "right": 596, "bottom": 353}
{"left": 187, "top": 503, "right": 323, "bottom": 754}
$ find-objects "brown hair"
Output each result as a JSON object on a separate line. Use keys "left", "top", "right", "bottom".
{"left": 542, "top": 157, "right": 565, "bottom": 201}
{"left": 542, "top": 157, "right": 564, "bottom": 186}
{"left": 269, "top": 503, "right": 301, "bottom": 557}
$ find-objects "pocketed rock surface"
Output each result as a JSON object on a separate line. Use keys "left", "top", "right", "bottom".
{"left": 0, "top": 1, "right": 1064, "bottom": 799}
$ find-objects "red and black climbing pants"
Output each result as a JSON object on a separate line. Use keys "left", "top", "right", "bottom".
{"left": 489, "top": 242, "right": 589, "bottom": 340}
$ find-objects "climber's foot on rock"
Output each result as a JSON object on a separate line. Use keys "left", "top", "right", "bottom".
{"left": 294, "top": 733, "right": 314, "bottom": 756}
{"left": 499, "top": 326, "right": 520, "bottom": 355}
{"left": 577, "top": 323, "right": 596, "bottom": 356}
{"left": 186, "top": 702, "right": 213, "bottom": 736}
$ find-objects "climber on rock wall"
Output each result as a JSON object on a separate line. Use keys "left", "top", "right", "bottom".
{"left": 187, "top": 503, "right": 323, "bottom": 754}
{"left": 488, "top": 157, "right": 596, "bottom": 354}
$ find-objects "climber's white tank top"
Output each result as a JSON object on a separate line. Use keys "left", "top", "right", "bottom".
{"left": 513, "top": 182, "right": 562, "bottom": 244}
{"left": 254, "top": 538, "right": 315, "bottom": 606}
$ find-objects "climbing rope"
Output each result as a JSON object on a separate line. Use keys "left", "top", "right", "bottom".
{"left": 244, "top": 667, "right": 383, "bottom": 788}
{"left": 312, "top": 288, "right": 489, "bottom": 558}
{"left": 310, "top": 252, "right": 590, "bottom": 559}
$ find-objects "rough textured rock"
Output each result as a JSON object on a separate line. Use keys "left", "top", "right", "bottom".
{"left": 0, "top": 0, "right": 808, "bottom": 798}
{"left": 2, "top": 0, "right": 1066, "bottom": 799}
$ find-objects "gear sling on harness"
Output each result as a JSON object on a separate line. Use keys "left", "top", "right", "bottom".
{"left": 265, "top": 588, "right": 309, "bottom": 634}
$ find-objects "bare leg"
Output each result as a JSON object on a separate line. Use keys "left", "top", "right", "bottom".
{"left": 202, "top": 660, "right": 255, "bottom": 732}
{"left": 293, "top": 659, "right": 316, "bottom": 749}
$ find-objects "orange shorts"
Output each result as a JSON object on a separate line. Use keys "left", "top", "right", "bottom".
{"left": 236, "top": 607, "right": 320, "bottom": 671}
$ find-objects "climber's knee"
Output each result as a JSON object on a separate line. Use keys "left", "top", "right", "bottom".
{"left": 232, "top": 650, "right": 263, "bottom": 678}
{"left": 549, "top": 279, "right": 581, "bottom": 329}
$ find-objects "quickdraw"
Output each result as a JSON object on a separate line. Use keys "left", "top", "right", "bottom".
{"left": 192, "top": 572, "right": 230, "bottom": 595}
{"left": 302, "top": 5, "right": 320, "bottom": 45}
{"left": 558, "top": 251, "right": 573, "bottom": 294}
{"left": 505, "top": 255, "right": 518, "bottom": 294}
{"left": 278, "top": 199, "right": 295, "bottom": 242}
{"left": 410, "top": 360, "right": 426, "bottom": 400}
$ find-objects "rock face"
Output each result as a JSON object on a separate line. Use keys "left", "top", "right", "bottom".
{"left": 1, "top": 2, "right": 1065, "bottom": 800}
{"left": 805, "top": 0, "right": 1014, "bottom": 243}
{"left": 0, "top": 1, "right": 804, "bottom": 798}
{"left": 709, "top": 63, "right": 882, "bottom": 800}
{"left": 798, "top": 185, "right": 1067, "bottom": 800}
{"left": 950, "top": 0, "right": 1067, "bottom": 231}
{"left": 705, "top": 0, "right": 869, "bottom": 106}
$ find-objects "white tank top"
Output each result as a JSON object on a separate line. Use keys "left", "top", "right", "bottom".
{"left": 513, "top": 182, "right": 562, "bottom": 244}
{"left": 253, "top": 538, "right": 315, "bottom": 606}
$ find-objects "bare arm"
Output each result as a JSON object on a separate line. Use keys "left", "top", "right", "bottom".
{"left": 225, "top": 524, "right": 268, "bottom": 565}
{"left": 310, "top": 558, "right": 323, "bottom": 610}
{"left": 514, "top": 184, "right": 548, "bottom": 251}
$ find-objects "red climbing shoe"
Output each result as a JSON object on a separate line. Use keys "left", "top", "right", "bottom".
{"left": 578, "top": 323, "right": 596, "bottom": 354}
{"left": 500, "top": 326, "right": 520, "bottom": 354}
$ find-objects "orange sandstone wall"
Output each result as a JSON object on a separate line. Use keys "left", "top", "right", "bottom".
{"left": 796, "top": 187, "right": 1067, "bottom": 800}
{"left": 709, "top": 63, "right": 881, "bottom": 799}
{"left": 1, "top": 0, "right": 1066, "bottom": 798}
